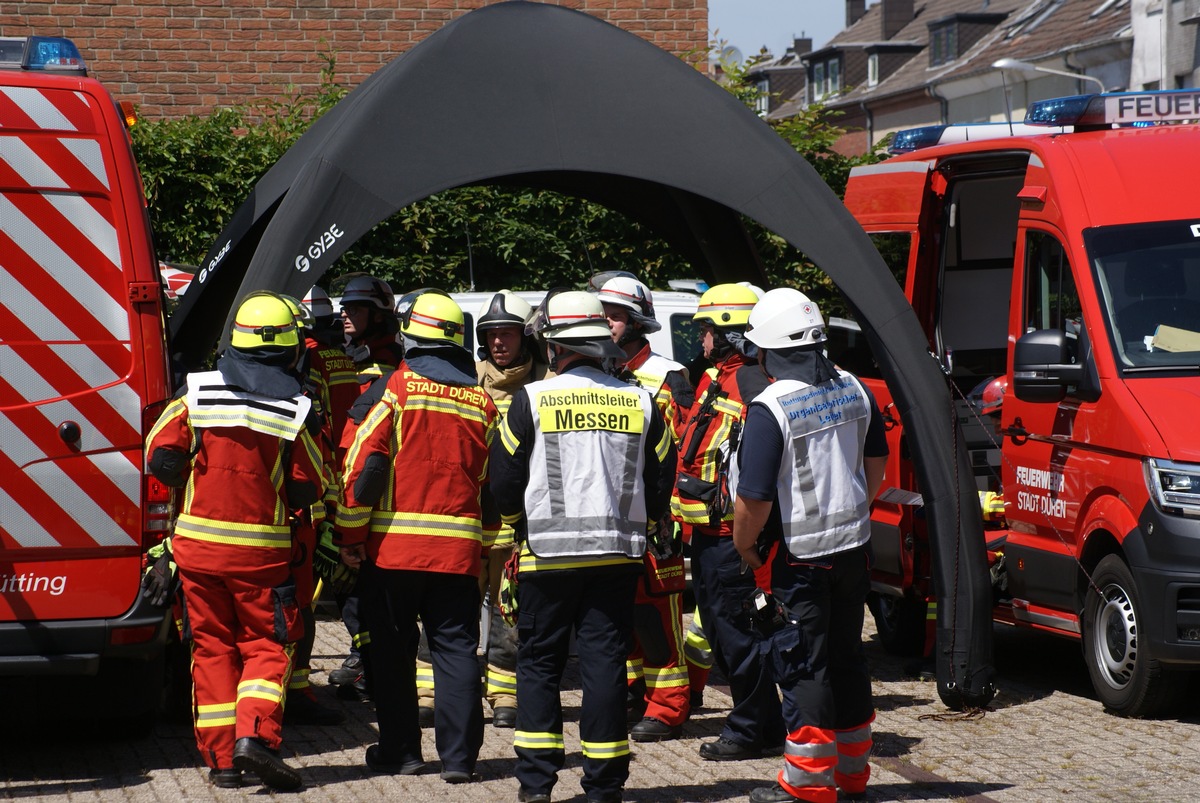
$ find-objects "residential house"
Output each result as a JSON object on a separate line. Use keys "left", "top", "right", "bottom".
{"left": 770, "top": 0, "right": 1187, "bottom": 154}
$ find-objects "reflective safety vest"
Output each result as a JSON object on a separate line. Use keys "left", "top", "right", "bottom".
{"left": 338, "top": 366, "right": 498, "bottom": 576}
{"left": 749, "top": 372, "right": 873, "bottom": 560}
{"left": 147, "top": 371, "right": 323, "bottom": 576}
{"left": 625, "top": 346, "right": 688, "bottom": 440}
{"left": 519, "top": 368, "right": 655, "bottom": 560}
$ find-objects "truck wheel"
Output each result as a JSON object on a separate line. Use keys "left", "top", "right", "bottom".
{"left": 867, "top": 591, "right": 926, "bottom": 656}
{"left": 1083, "top": 554, "right": 1185, "bottom": 716}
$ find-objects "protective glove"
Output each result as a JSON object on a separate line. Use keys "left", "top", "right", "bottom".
{"left": 647, "top": 518, "right": 681, "bottom": 562}
{"left": 313, "top": 521, "right": 358, "bottom": 597}
{"left": 140, "top": 539, "right": 179, "bottom": 607}
{"left": 979, "top": 490, "right": 1005, "bottom": 522}
{"left": 498, "top": 549, "right": 520, "bottom": 628}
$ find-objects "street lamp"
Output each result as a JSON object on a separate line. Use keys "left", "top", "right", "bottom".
{"left": 992, "top": 57, "right": 1107, "bottom": 93}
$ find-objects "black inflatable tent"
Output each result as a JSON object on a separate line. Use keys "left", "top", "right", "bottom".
{"left": 169, "top": 0, "right": 995, "bottom": 709}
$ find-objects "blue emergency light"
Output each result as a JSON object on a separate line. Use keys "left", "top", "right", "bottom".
{"left": 887, "top": 121, "right": 1070, "bottom": 154}
{"left": 888, "top": 125, "right": 947, "bottom": 154}
{"left": 0, "top": 36, "right": 87, "bottom": 74}
{"left": 1025, "top": 89, "right": 1200, "bottom": 128}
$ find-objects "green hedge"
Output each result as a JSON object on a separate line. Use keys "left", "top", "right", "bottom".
{"left": 130, "top": 50, "right": 886, "bottom": 315}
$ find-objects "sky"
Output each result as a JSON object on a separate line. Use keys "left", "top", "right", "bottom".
{"left": 708, "top": 0, "right": 851, "bottom": 61}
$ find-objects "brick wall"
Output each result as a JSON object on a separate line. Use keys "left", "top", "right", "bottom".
{"left": 1, "top": 0, "right": 708, "bottom": 119}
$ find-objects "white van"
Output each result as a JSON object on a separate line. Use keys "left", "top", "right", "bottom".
{"left": 452, "top": 288, "right": 702, "bottom": 364}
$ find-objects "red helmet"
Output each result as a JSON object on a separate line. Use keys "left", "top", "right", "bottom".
{"left": 979, "top": 376, "right": 1007, "bottom": 416}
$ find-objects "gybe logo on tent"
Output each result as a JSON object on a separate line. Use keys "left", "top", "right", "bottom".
{"left": 295, "top": 223, "right": 345, "bottom": 272}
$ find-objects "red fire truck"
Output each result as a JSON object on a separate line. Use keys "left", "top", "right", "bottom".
{"left": 836, "top": 90, "right": 1200, "bottom": 716}
{"left": 0, "top": 37, "right": 176, "bottom": 728}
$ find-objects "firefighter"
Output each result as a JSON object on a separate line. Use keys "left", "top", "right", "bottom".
{"left": 145, "top": 291, "right": 323, "bottom": 791}
{"left": 490, "top": 290, "right": 677, "bottom": 803}
{"left": 733, "top": 288, "right": 887, "bottom": 803}
{"left": 596, "top": 275, "right": 694, "bottom": 742}
{"left": 277, "top": 294, "right": 345, "bottom": 727}
{"left": 337, "top": 289, "right": 498, "bottom": 783}
{"left": 328, "top": 274, "right": 403, "bottom": 698}
{"left": 474, "top": 290, "right": 550, "bottom": 729}
{"left": 303, "top": 285, "right": 359, "bottom": 447}
{"left": 673, "top": 283, "right": 787, "bottom": 761}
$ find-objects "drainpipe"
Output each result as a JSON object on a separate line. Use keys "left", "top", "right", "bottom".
{"left": 927, "top": 83, "right": 949, "bottom": 125}
{"left": 859, "top": 100, "right": 875, "bottom": 150}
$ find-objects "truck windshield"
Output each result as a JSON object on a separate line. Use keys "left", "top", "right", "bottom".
{"left": 1088, "top": 219, "right": 1200, "bottom": 374}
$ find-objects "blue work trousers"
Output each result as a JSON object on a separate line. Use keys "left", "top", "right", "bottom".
{"left": 360, "top": 563, "right": 484, "bottom": 774}
{"left": 690, "top": 532, "right": 785, "bottom": 748}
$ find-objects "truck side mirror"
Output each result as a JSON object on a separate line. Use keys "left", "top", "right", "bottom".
{"left": 1012, "top": 329, "right": 1082, "bottom": 403}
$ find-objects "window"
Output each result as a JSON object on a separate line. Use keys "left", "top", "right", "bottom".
{"left": 1024, "top": 230, "right": 1081, "bottom": 358}
{"left": 755, "top": 78, "right": 770, "bottom": 116}
{"left": 669, "top": 313, "right": 700, "bottom": 364}
{"left": 822, "top": 232, "right": 912, "bottom": 380}
{"left": 810, "top": 57, "right": 842, "bottom": 101}
{"left": 868, "top": 53, "right": 879, "bottom": 87}
{"left": 929, "top": 24, "right": 958, "bottom": 66}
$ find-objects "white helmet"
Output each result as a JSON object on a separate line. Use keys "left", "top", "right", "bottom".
{"left": 302, "top": 286, "right": 335, "bottom": 320}
{"left": 476, "top": 290, "right": 534, "bottom": 334}
{"left": 528, "top": 290, "right": 626, "bottom": 360}
{"left": 745, "top": 287, "right": 826, "bottom": 349}
{"left": 596, "top": 275, "right": 661, "bottom": 334}
{"left": 340, "top": 275, "right": 395, "bottom": 310}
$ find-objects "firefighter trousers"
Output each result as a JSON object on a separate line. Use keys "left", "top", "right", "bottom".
{"left": 770, "top": 545, "right": 874, "bottom": 802}
{"left": 289, "top": 524, "right": 317, "bottom": 697}
{"left": 416, "top": 543, "right": 519, "bottom": 714}
{"left": 627, "top": 584, "right": 689, "bottom": 726}
{"left": 690, "top": 532, "right": 785, "bottom": 749}
{"left": 481, "top": 542, "right": 518, "bottom": 710}
{"left": 360, "top": 563, "right": 484, "bottom": 774}
{"left": 180, "top": 566, "right": 299, "bottom": 771}
{"left": 515, "top": 567, "right": 638, "bottom": 801}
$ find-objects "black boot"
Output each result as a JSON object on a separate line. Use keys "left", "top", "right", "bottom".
{"left": 232, "top": 737, "right": 303, "bottom": 791}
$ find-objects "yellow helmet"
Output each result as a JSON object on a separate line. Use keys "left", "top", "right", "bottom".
{"left": 398, "top": 288, "right": 466, "bottom": 346}
{"left": 279, "top": 294, "right": 311, "bottom": 331}
{"left": 694, "top": 283, "right": 759, "bottom": 329}
{"left": 230, "top": 292, "right": 301, "bottom": 350}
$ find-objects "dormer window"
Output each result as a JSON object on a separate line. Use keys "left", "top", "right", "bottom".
{"left": 868, "top": 53, "right": 879, "bottom": 87}
{"left": 929, "top": 22, "right": 958, "bottom": 65}
{"left": 810, "top": 55, "right": 842, "bottom": 101}
{"left": 755, "top": 78, "right": 770, "bottom": 116}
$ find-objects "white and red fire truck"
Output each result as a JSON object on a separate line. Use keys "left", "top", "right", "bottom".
{"left": 833, "top": 89, "right": 1200, "bottom": 716}
{"left": 0, "top": 37, "right": 176, "bottom": 728}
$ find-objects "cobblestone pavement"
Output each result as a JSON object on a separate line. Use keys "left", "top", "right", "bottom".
{"left": 4, "top": 609, "right": 1200, "bottom": 802}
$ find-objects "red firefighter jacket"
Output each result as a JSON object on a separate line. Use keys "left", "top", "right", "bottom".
{"left": 337, "top": 334, "right": 405, "bottom": 455}
{"left": 145, "top": 376, "right": 324, "bottom": 576}
{"left": 306, "top": 335, "right": 359, "bottom": 447}
{"left": 337, "top": 364, "right": 500, "bottom": 577}
{"left": 672, "top": 352, "right": 769, "bottom": 537}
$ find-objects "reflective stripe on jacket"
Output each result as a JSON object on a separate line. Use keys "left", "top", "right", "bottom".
{"left": 146, "top": 375, "right": 323, "bottom": 576}
{"left": 338, "top": 365, "right": 498, "bottom": 576}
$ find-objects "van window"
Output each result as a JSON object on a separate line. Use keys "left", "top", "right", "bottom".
{"left": 1087, "top": 220, "right": 1200, "bottom": 372}
{"left": 938, "top": 175, "right": 1022, "bottom": 392}
{"left": 1024, "top": 230, "right": 1081, "bottom": 365}
{"left": 669, "top": 313, "right": 700, "bottom": 364}
{"left": 872, "top": 232, "right": 913, "bottom": 290}
{"left": 826, "top": 318, "right": 880, "bottom": 379}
